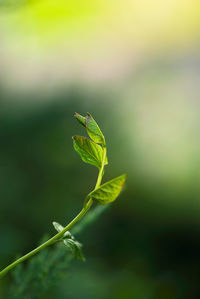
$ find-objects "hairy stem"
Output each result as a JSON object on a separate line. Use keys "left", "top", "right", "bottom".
{"left": 0, "top": 146, "right": 106, "bottom": 279}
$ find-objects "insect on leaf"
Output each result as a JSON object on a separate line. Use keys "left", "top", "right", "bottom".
{"left": 88, "top": 174, "right": 127, "bottom": 205}
{"left": 73, "top": 135, "right": 108, "bottom": 169}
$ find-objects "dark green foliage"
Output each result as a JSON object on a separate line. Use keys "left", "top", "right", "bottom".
{"left": 9, "top": 238, "right": 72, "bottom": 299}
{"left": 9, "top": 206, "right": 109, "bottom": 299}
{"left": 72, "top": 205, "right": 109, "bottom": 236}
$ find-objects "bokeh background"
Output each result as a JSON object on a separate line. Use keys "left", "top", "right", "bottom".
{"left": 0, "top": 0, "right": 200, "bottom": 298}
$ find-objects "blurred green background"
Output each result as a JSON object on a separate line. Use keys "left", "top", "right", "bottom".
{"left": 0, "top": 0, "right": 200, "bottom": 298}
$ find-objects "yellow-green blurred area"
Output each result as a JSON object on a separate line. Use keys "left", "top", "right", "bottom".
{"left": 0, "top": 0, "right": 200, "bottom": 298}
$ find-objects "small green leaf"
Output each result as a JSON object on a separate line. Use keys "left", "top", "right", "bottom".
{"left": 88, "top": 174, "right": 127, "bottom": 205}
{"left": 62, "top": 231, "right": 72, "bottom": 239}
{"left": 74, "top": 112, "right": 105, "bottom": 145}
{"left": 52, "top": 222, "right": 72, "bottom": 239}
{"left": 52, "top": 222, "right": 64, "bottom": 232}
{"left": 85, "top": 113, "right": 105, "bottom": 145}
{"left": 63, "top": 239, "right": 85, "bottom": 261}
{"left": 53, "top": 221, "right": 84, "bottom": 260}
{"left": 73, "top": 135, "right": 108, "bottom": 169}
{"left": 74, "top": 112, "right": 86, "bottom": 128}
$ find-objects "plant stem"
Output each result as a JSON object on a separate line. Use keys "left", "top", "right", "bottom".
{"left": 95, "top": 145, "right": 106, "bottom": 189}
{"left": 0, "top": 146, "right": 106, "bottom": 279}
{"left": 0, "top": 199, "right": 92, "bottom": 279}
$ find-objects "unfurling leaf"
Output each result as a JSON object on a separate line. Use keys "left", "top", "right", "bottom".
{"left": 74, "top": 112, "right": 105, "bottom": 145}
{"left": 88, "top": 174, "right": 127, "bottom": 205}
{"left": 64, "top": 239, "right": 85, "bottom": 261}
{"left": 73, "top": 135, "right": 108, "bottom": 169}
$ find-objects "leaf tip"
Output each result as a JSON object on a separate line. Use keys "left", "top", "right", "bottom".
{"left": 52, "top": 221, "right": 64, "bottom": 232}
{"left": 122, "top": 173, "right": 128, "bottom": 180}
{"left": 72, "top": 135, "right": 81, "bottom": 142}
{"left": 119, "top": 173, "right": 127, "bottom": 188}
{"left": 74, "top": 112, "right": 86, "bottom": 127}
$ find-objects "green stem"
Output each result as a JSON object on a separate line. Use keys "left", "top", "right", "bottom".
{"left": 0, "top": 200, "right": 92, "bottom": 279}
{"left": 95, "top": 145, "right": 106, "bottom": 189}
{"left": 0, "top": 146, "right": 106, "bottom": 279}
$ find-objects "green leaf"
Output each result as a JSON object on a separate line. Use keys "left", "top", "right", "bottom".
{"left": 74, "top": 112, "right": 86, "bottom": 128}
{"left": 52, "top": 222, "right": 72, "bottom": 239}
{"left": 88, "top": 174, "right": 127, "bottom": 205}
{"left": 52, "top": 221, "right": 64, "bottom": 232}
{"left": 85, "top": 113, "right": 105, "bottom": 144}
{"left": 73, "top": 135, "right": 108, "bottom": 168}
{"left": 74, "top": 112, "right": 105, "bottom": 145}
{"left": 63, "top": 239, "right": 85, "bottom": 261}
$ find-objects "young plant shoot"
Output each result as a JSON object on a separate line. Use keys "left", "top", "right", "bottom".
{"left": 0, "top": 112, "right": 127, "bottom": 279}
